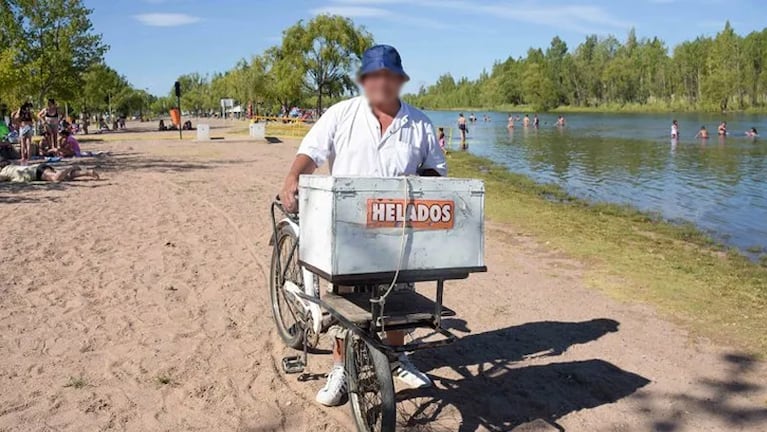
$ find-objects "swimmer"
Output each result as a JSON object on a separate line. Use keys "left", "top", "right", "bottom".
{"left": 523, "top": 114, "right": 530, "bottom": 128}
{"left": 718, "top": 121, "right": 727, "bottom": 136}
{"left": 695, "top": 126, "right": 709, "bottom": 139}
{"left": 507, "top": 114, "right": 515, "bottom": 129}
{"left": 746, "top": 127, "right": 759, "bottom": 138}
{"left": 556, "top": 115, "right": 566, "bottom": 127}
{"left": 671, "top": 120, "right": 679, "bottom": 139}
{"left": 533, "top": 114, "right": 540, "bottom": 128}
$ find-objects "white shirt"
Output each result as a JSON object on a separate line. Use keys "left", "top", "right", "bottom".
{"left": 297, "top": 96, "right": 447, "bottom": 177}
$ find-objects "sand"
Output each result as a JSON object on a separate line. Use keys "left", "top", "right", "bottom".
{"left": 1, "top": 121, "right": 766, "bottom": 432}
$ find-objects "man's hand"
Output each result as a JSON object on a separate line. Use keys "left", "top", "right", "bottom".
{"left": 280, "top": 174, "right": 299, "bottom": 213}
{"left": 279, "top": 154, "right": 318, "bottom": 213}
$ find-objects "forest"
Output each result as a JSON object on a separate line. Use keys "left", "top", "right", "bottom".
{"left": 404, "top": 23, "right": 767, "bottom": 113}
{"left": 3, "top": 0, "right": 764, "bottom": 117}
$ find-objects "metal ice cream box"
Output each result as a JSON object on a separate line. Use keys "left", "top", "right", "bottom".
{"left": 298, "top": 175, "right": 486, "bottom": 284}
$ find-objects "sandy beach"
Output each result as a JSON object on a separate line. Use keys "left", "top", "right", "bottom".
{"left": 1, "top": 122, "right": 766, "bottom": 432}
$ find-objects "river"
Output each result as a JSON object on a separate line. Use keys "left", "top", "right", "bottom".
{"left": 425, "top": 110, "right": 767, "bottom": 256}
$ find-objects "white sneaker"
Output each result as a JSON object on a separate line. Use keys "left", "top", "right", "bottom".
{"left": 392, "top": 354, "right": 432, "bottom": 389}
{"left": 316, "top": 365, "right": 347, "bottom": 406}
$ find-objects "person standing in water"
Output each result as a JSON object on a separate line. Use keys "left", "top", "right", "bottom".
{"left": 746, "top": 127, "right": 759, "bottom": 138}
{"left": 533, "top": 114, "right": 540, "bottom": 128}
{"left": 556, "top": 115, "right": 566, "bottom": 127}
{"left": 523, "top": 114, "right": 530, "bottom": 128}
{"left": 507, "top": 114, "right": 515, "bottom": 129}
{"left": 718, "top": 121, "right": 727, "bottom": 136}
{"left": 671, "top": 120, "right": 679, "bottom": 139}
{"left": 696, "top": 126, "right": 709, "bottom": 139}
{"left": 458, "top": 113, "right": 468, "bottom": 145}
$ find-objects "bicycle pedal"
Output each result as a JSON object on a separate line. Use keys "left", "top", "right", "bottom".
{"left": 282, "top": 356, "right": 305, "bottom": 374}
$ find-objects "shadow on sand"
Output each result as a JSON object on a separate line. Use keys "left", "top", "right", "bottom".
{"left": 399, "top": 319, "right": 649, "bottom": 431}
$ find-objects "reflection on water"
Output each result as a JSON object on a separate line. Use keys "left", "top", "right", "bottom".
{"left": 426, "top": 111, "right": 767, "bottom": 254}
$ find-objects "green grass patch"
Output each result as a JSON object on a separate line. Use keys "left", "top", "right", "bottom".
{"left": 448, "top": 151, "right": 767, "bottom": 356}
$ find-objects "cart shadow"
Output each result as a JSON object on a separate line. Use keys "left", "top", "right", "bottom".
{"left": 398, "top": 319, "right": 649, "bottom": 431}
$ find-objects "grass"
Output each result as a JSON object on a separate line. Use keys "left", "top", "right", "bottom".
{"left": 64, "top": 376, "right": 87, "bottom": 389}
{"left": 447, "top": 151, "right": 767, "bottom": 357}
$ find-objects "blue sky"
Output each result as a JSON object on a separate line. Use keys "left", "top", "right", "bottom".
{"left": 86, "top": 0, "right": 766, "bottom": 96}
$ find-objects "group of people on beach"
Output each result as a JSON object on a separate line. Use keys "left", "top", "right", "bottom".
{"left": 671, "top": 119, "right": 759, "bottom": 140}
{"left": 0, "top": 98, "right": 102, "bottom": 183}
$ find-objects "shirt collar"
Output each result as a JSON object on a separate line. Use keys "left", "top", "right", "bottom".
{"left": 363, "top": 97, "right": 409, "bottom": 127}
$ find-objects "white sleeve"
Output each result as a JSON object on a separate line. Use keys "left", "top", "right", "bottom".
{"left": 420, "top": 121, "right": 447, "bottom": 176}
{"left": 297, "top": 108, "right": 336, "bottom": 167}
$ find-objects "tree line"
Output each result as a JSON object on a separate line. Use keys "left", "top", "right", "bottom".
{"left": 0, "top": 2, "right": 373, "bottom": 120}
{"left": 0, "top": 0, "right": 153, "bottom": 118}
{"left": 404, "top": 23, "right": 767, "bottom": 112}
{"left": 153, "top": 15, "right": 373, "bottom": 118}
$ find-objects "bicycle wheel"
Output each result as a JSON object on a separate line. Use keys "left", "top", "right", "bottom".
{"left": 346, "top": 334, "right": 396, "bottom": 432}
{"left": 269, "top": 224, "right": 304, "bottom": 349}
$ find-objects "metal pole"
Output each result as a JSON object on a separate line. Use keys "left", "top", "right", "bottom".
{"left": 177, "top": 94, "right": 182, "bottom": 141}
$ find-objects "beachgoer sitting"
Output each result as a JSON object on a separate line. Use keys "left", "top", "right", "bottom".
{"left": 57, "top": 130, "right": 82, "bottom": 157}
{"left": 696, "top": 126, "right": 709, "bottom": 139}
{"left": 0, "top": 160, "right": 99, "bottom": 183}
{"left": 158, "top": 119, "right": 167, "bottom": 131}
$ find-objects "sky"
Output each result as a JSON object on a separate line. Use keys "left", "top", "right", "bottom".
{"left": 85, "top": 0, "right": 767, "bottom": 96}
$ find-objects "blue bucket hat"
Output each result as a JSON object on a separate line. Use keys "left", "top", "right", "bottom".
{"left": 358, "top": 44, "right": 409, "bottom": 81}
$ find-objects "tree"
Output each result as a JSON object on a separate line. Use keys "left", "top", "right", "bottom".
{"left": 522, "top": 62, "right": 557, "bottom": 111}
{"left": 262, "top": 47, "right": 305, "bottom": 113}
{"left": 280, "top": 15, "right": 373, "bottom": 114}
{"left": 9, "top": 0, "right": 107, "bottom": 103}
{"left": 173, "top": 73, "right": 213, "bottom": 115}
{"left": 81, "top": 63, "right": 129, "bottom": 115}
{"left": 703, "top": 22, "right": 741, "bottom": 111}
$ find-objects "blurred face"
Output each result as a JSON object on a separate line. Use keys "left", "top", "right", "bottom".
{"left": 360, "top": 70, "right": 405, "bottom": 106}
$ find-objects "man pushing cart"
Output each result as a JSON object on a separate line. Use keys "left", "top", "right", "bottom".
{"left": 272, "top": 44, "right": 485, "bottom": 432}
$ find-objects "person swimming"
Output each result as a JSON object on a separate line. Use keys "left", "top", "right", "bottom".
{"left": 671, "top": 120, "right": 679, "bottom": 139}
{"left": 718, "top": 121, "right": 727, "bottom": 136}
{"left": 746, "top": 127, "right": 759, "bottom": 137}
{"left": 695, "top": 126, "right": 709, "bottom": 139}
{"left": 556, "top": 115, "right": 566, "bottom": 127}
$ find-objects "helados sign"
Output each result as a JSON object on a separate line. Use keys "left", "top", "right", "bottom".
{"left": 366, "top": 198, "right": 455, "bottom": 230}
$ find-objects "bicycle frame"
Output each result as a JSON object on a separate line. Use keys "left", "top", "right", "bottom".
{"left": 270, "top": 201, "right": 323, "bottom": 336}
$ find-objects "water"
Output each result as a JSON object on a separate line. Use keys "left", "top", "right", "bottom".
{"left": 425, "top": 110, "right": 767, "bottom": 255}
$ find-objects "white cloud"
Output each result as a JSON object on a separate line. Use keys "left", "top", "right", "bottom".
{"left": 310, "top": 5, "right": 446, "bottom": 29}
{"left": 324, "top": 0, "right": 631, "bottom": 34}
{"left": 311, "top": 6, "right": 391, "bottom": 17}
{"left": 133, "top": 13, "right": 201, "bottom": 27}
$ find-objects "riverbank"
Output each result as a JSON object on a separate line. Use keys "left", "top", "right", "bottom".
{"left": 448, "top": 151, "right": 767, "bottom": 357}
